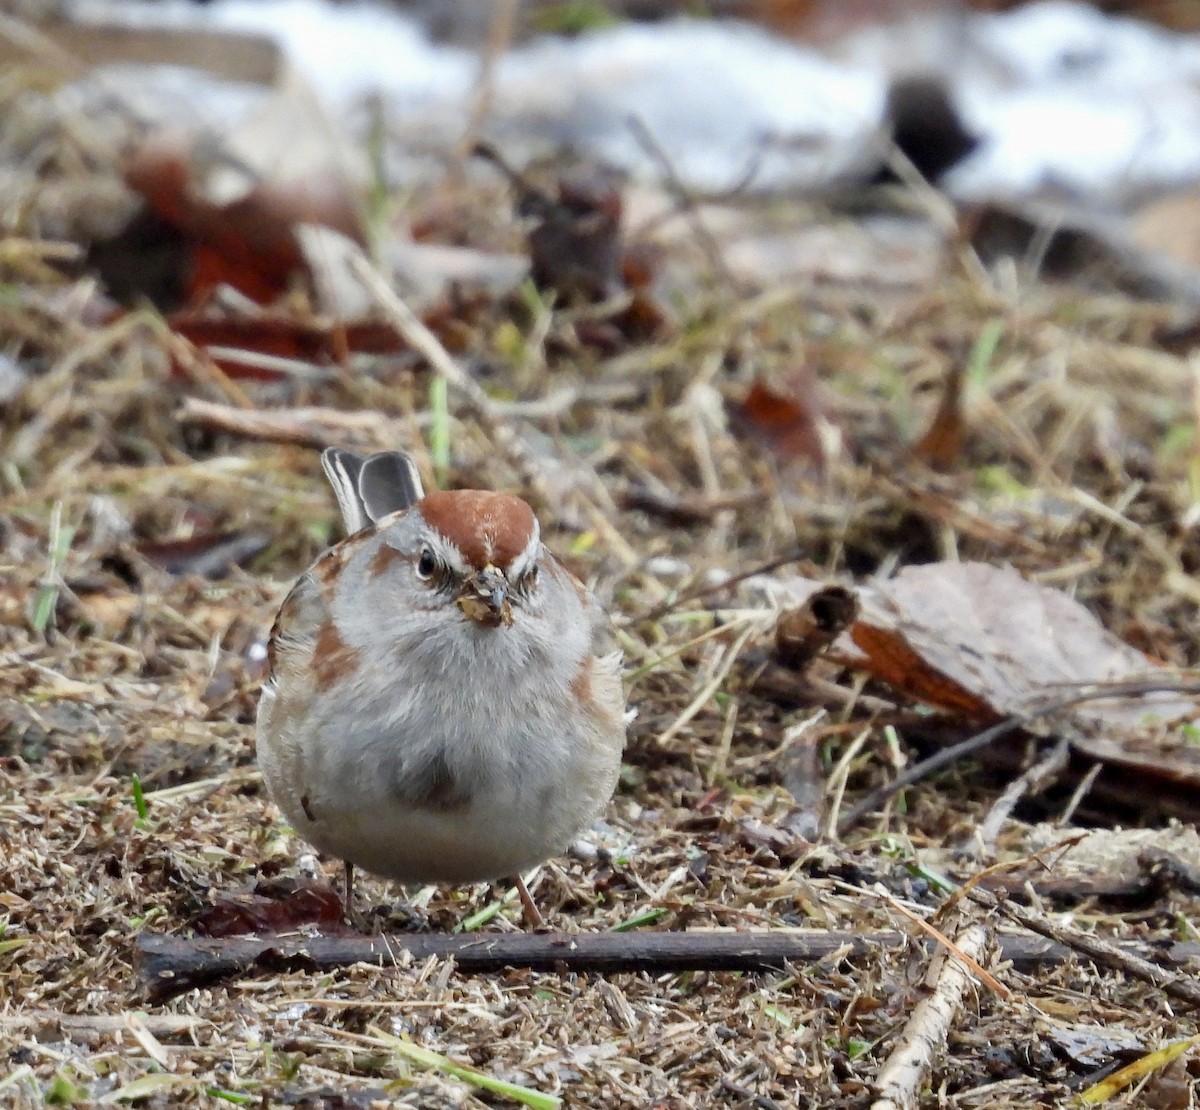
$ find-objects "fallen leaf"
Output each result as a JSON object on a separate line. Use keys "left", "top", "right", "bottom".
{"left": 105, "top": 66, "right": 368, "bottom": 308}
{"left": 197, "top": 878, "right": 346, "bottom": 938}
{"left": 731, "top": 370, "right": 840, "bottom": 473}
{"left": 123, "top": 129, "right": 360, "bottom": 306}
{"left": 912, "top": 361, "right": 966, "bottom": 470}
{"left": 763, "top": 562, "right": 1200, "bottom": 741}
{"left": 847, "top": 562, "right": 1199, "bottom": 730}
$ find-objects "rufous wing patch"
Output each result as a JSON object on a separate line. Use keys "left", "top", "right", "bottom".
{"left": 266, "top": 570, "right": 326, "bottom": 679}
{"left": 312, "top": 620, "right": 361, "bottom": 691}
{"left": 571, "top": 652, "right": 626, "bottom": 735}
{"left": 265, "top": 534, "right": 370, "bottom": 691}
{"left": 571, "top": 657, "right": 593, "bottom": 706}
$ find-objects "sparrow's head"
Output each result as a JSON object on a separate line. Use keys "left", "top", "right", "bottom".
{"left": 406, "top": 490, "right": 542, "bottom": 629}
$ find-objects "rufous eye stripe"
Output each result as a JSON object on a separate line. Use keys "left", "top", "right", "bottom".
{"left": 368, "top": 542, "right": 414, "bottom": 579}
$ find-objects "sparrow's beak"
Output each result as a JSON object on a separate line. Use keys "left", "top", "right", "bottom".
{"left": 457, "top": 565, "right": 512, "bottom": 628}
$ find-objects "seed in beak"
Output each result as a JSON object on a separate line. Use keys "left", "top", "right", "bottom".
{"left": 457, "top": 567, "right": 513, "bottom": 627}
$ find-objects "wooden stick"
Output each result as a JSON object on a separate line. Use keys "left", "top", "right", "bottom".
{"left": 135, "top": 929, "right": 1200, "bottom": 1003}
{"left": 870, "top": 921, "right": 993, "bottom": 1110}
{"left": 966, "top": 885, "right": 1200, "bottom": 1010}
{"left": 177, "top": 397, "right": 409, "bottom": 451}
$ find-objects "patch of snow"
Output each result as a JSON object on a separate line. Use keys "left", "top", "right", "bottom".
{"left": 200, "top": 0, "right": 475, "bottom": 107}
{"left": 64, "top": 0, "right": 1200, "bottom": 205}
{"left": 946, "top": 0, "right": 1200, "bottom": 203}
{"left": 490, "top": 20, "right": 885, "bottom": 193}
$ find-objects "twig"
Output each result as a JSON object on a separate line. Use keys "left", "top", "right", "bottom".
{"left": 177, "top": 397, "right": 409, "bottom": 451}
{"left": 1056, "top": 759, "right": 1102, "bottom": 826}
{"left": 870, "top": 921, "right": 993, "bottom": 1110}
{"left": 975, "top": 736, "right": 1071, "bottom": 853}
{"left": 135, "top": 929, "right": 1200, "bottom": 1003}
{"left": 838, "top": 677, "right": 1200, "bottom": 835}
{"left": 639, "top": 549, "right": 809, "bottom": 624}
{"left": 617, "top": 485, "right": 766, "bottom": 527}
{"left": 350, "top": 254, "right": 553, "bottom": 505}
{"left": 965, "top": 885, "right": 1200, "bottom": 1010}
{"left": 0, "top": 1011, "right": 206, "bottom": 1040}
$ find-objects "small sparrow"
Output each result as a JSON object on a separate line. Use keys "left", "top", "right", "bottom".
{"left": 257, "top": 448, "right": 626, "bottom": 925}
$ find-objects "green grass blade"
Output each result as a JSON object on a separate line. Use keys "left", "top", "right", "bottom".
{"left": 374, "top": 1030, "right": 560, "bottom": 1110}
{"left": 609, "top": 907, "right": 669, "bottom": 932}
{"left": 429, "top": 374, "right": 450, "bottom": 486}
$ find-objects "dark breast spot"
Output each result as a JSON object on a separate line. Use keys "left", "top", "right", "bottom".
{"left": 395, "top": 751, "right": 473, "bottom": 812}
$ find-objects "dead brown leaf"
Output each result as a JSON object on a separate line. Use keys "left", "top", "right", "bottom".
{"left": 197, "top": 878, "right": 348, "bottom": 938}
{"left": 731, "top": 370, "right": 838, "bottom": 473}
{"left": 846, "top": 562, "right": 1198, "bottom": 730}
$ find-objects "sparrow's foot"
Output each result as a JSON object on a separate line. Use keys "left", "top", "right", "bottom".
{"left": 340, "top": 860, "right": 373, "bottom": 932}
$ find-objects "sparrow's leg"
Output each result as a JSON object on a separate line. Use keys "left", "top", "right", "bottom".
{"left": 342, "top": 860, "right": 356, "bottom": 919}
{"left": 512, "top": 873, "right": 545, "bottom": 929}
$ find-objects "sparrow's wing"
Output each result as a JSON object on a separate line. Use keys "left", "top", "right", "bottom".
{"left": 321, "top": 447, "right": 370, "bottom": 534}
{"left": 357, "top": 451, "right": 425, "bottom": 523}
{"left": 321, "top": 448, "right": 425, "bottom": 534}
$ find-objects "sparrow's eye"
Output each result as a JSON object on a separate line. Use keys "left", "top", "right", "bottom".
{"left": 416, "top": 548, "right": 438, "bottom": 581}
{"left": 518, "top": 565, "right": 539, "bottom": 593}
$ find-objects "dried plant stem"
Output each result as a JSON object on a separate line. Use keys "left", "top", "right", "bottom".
{"left": 656, "top": 622, "right": 759, "bottom": 747}
{"left": 457, "top": 0, "right": 519, "bottom": 168}
{"left": 870, "top": 922, "right": 993, "bottom": 1110}
{"left": 823, "top": 725, "right": 873, "bottom": 840}
{"left": 178, "top": 397, "right": 409, "bottom": 451}
{"left": 965, "top": 884, "right": 1200, "bottom": 1009}
{"left": 350, "top": 255, "right": 553, "bottom": 505}
{"left": 975, "top": 735, "right": 1070, "bottom": 852}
